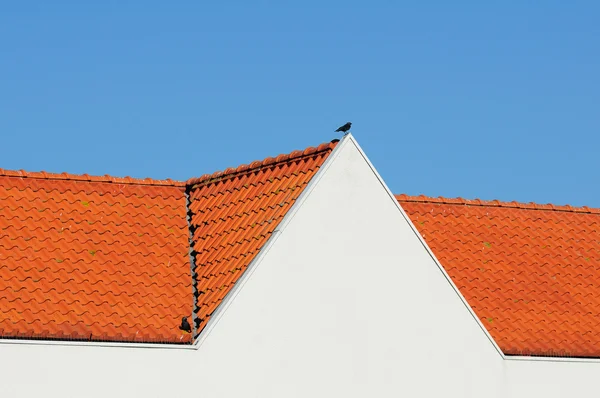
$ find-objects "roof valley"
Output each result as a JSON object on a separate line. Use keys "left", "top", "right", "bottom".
{"left": 184, "top": 185, "right": 200, "bottom": 341}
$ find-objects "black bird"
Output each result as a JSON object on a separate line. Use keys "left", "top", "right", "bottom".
{"left": 335, "top": 122, "right": 352, "bottom": 135}
{"left": 179, "top": 316, "right": 192, "bottom": 333}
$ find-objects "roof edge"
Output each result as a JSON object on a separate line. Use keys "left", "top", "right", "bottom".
{"left": 0, "top": 168, "right": 185, "bottom": 187}
{"left": 185, "top": 139, "right": 340, "bottom": 187}
{"left": 396, "top": 194, "right": 600, "bottom": 215}
{"left": 0, "top": 335, "right": 197, "bottom": 350}
{"left": 506, "top": 354, "right": 600, "bottom": 364}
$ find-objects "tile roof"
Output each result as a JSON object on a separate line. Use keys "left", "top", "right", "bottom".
{"left": 0, "top": 140, "right": 338, "bottom": 345}
{"left": 397, "top": 194, "right": 600, "bottom": 358}
{"left": 0, "top": 174, "right": 191, "bottom": 344}
{"left": 187, "top": 142, "right": 337, "bottom": 334}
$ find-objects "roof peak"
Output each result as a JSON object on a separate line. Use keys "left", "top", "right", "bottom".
{"left": 395, "top": 193, "right": 600, "bottom": 215}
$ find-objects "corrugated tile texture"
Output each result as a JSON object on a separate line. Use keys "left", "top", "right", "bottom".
{"left": 188, "top": 140, "right": 338, "bottom": 335}
{"left": 0, "top": 139, "right": 338, "bottom": 344}
{"left": 397, "top": 194, "right": 600, "bottom": 358}
{"left": 0, "top": 171, "right": 193, "bottom": 344}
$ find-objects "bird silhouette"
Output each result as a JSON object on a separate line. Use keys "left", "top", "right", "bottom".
{"left": 335, "top": 122, "right": 352, "bottom": 135}
{"left": 179, "top": 316, "right": 192, "bottom": 333}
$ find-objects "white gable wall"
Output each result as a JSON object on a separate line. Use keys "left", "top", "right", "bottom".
{"left": 0, "top": 136, "right": 599, "bottom": 397}
{"left": 192, "top": 135, "right": 600, "bottom": 397}
{"left": 191, "top": 135, "right": 506, "bottom": 397}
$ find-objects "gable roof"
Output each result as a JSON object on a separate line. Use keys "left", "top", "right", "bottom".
{"left": 0, "top": 140, "right": 338, "bottom": 345}
{"left": 397, "top": 194, "right": 600, "bottom": 358}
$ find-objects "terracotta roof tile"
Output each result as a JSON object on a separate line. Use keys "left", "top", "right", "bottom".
{"left": 0, "top": 175, "right": 191, "bottom": 344}
{"left": 188, "top": 141, "right": 338, "bottom": 334}
{"left": 0, "top": 139, "right": 338, "bottom": 344}
{"left": 397, "top": 194, "right": 600, "bottom": 358}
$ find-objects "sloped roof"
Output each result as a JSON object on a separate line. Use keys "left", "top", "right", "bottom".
{"left": 0, "top": 140, "right": 337, "bottom": 344}
{"left": 187, "top": 144, "right": 337, "bottom": 334}
{"left": 397, "top": 194, "right": 600, "bottom": 358}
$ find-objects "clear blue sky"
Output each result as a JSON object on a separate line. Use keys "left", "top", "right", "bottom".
{"left": 1, "top": 2, "right": 598, "bottom": 207}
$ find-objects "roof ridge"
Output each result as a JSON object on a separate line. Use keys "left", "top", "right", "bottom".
{"left": 0, "top": 168, "right": 185, "bottom": 187}
{"left": 0, "top": 139, "right": 340, "bottom": 189}
{"left": 185, "top": 139, "right": 339, "bottom": 187}
{"left": 395, "top": 194, "right": 600, "bottom": 215}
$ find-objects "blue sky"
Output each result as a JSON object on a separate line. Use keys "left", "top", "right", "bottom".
{"left": 1, "top": 2, "right": 598, "bottom": 207}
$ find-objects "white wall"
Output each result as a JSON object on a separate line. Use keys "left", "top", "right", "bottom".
{"left": 199, "top": 136, "right": 504, "bottom": 398}
{"left": 504, "top": 359, "right": 600, "bottom": 397}
{"left": 1, "top": 136, "right": 599, "bottom": 397}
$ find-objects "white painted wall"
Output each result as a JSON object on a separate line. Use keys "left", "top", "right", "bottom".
{"left": 1, "top": 136, "right": 598, "bottom": 397}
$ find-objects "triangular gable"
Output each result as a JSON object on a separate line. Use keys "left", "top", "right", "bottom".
{"left": 0, "top": 139, "right": 338, "bottom": 345}
{"left": 398, "top": 194, "right": 600, "bottom": 358}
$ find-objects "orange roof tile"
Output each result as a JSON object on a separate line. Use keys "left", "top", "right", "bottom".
{"left": 187, "top": 141, "right": 338, "bottom": 333}
{"left": 397, "top": 194, "right": 600, "bottom": 358}
{"left": 0, "top": 175, "right": 191, "bottom": 344}
{"left": 0, "top": 140, "right": 338, "bottom": 344}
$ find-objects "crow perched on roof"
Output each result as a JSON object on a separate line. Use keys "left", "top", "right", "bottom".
{"left": 179, "top": 316, "right": 192, "bottom": 333}
{"left": 335, "top": 122, "right": 352, "bottom": 135}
